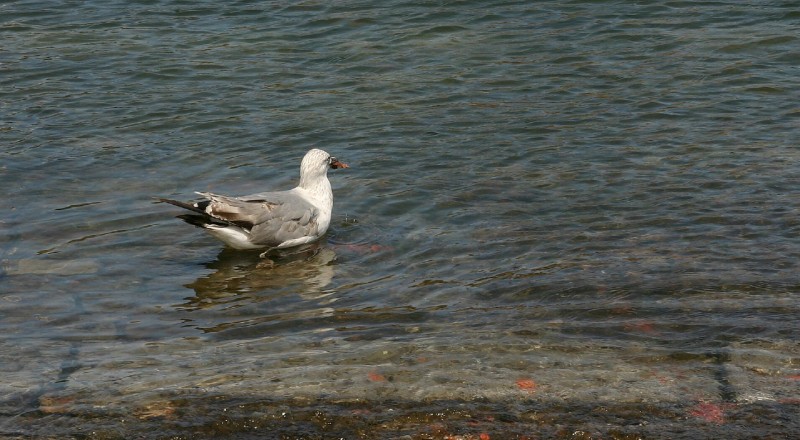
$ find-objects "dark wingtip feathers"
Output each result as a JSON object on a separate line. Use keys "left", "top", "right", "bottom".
{"left": 156, "top": 197, "right": 208, "bottom": 215}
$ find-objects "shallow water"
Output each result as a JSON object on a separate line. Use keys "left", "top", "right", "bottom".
{"left": 2, "top": 1, "right": 800, "bottom": 438}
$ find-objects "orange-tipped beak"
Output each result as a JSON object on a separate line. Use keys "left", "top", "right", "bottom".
{"left": 330, "top": 159, "right": 349, "bottom": 169}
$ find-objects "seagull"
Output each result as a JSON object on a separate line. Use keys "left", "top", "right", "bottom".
{"left": 158, "top": 148, "right": 348, "bottom": 256}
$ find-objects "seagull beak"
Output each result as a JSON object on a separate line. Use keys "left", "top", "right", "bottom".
{"left": 329, "top": 158, "right": 349, "bottom": 169}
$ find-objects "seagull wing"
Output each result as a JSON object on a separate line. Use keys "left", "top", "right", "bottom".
{"left": 196, "top": 191, "right": 320, "bottom": 248}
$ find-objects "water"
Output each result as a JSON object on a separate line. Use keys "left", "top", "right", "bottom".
{"left": 2, "top": 1, "right": 799, "bottom": 438}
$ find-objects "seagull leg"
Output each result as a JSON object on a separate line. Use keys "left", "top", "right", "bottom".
{"left": 304, "top": 246, "right": 321, "bottom": 260}
{"left": 283, "top": 243, "right": 320, "bottom": 259}
{"left": 256, "top": 258, "right": 275, "bottom": 269}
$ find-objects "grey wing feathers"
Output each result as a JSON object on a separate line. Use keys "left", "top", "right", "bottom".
{"left": 196, "top": 191, "right": 319, "bottom": 247}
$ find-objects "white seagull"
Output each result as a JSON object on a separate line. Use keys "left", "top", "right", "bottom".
{"left": 159, "top": 148, "right": 348, "bottom": 256}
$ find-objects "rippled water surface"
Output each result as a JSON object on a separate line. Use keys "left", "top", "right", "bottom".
{"left": 2, "top": 1, "right": 800, "bottom": 438}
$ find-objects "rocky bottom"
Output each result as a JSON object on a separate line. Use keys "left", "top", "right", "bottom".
{"left": 3, "top": 393, "right": 798, "bottom": 439}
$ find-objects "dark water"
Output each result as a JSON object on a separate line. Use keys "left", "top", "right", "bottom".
{"left": 2, "top": 1, "right": 799, "bottom": 438}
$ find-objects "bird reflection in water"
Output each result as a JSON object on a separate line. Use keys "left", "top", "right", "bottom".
{"left": 178, "top": 242, "right": 338, "bottom": 312}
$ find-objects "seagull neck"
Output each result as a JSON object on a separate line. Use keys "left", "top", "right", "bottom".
{"left": 298, "top": 175, "right": 332, "bottom": 196}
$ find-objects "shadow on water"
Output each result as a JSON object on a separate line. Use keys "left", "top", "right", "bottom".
{"left": 173, "top": 243, "right": 344, "bottom": 337}
{"left": 180, "top": 243, "right": 339, "bottom": 310}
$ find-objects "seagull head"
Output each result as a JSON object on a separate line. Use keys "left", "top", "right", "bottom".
{"left": 299, "top": 149, "right": 348, "bottom": 187}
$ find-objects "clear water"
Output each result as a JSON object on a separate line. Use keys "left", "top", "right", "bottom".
{"left": 2, "top": 1, "right": 799, "bottom": 438}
